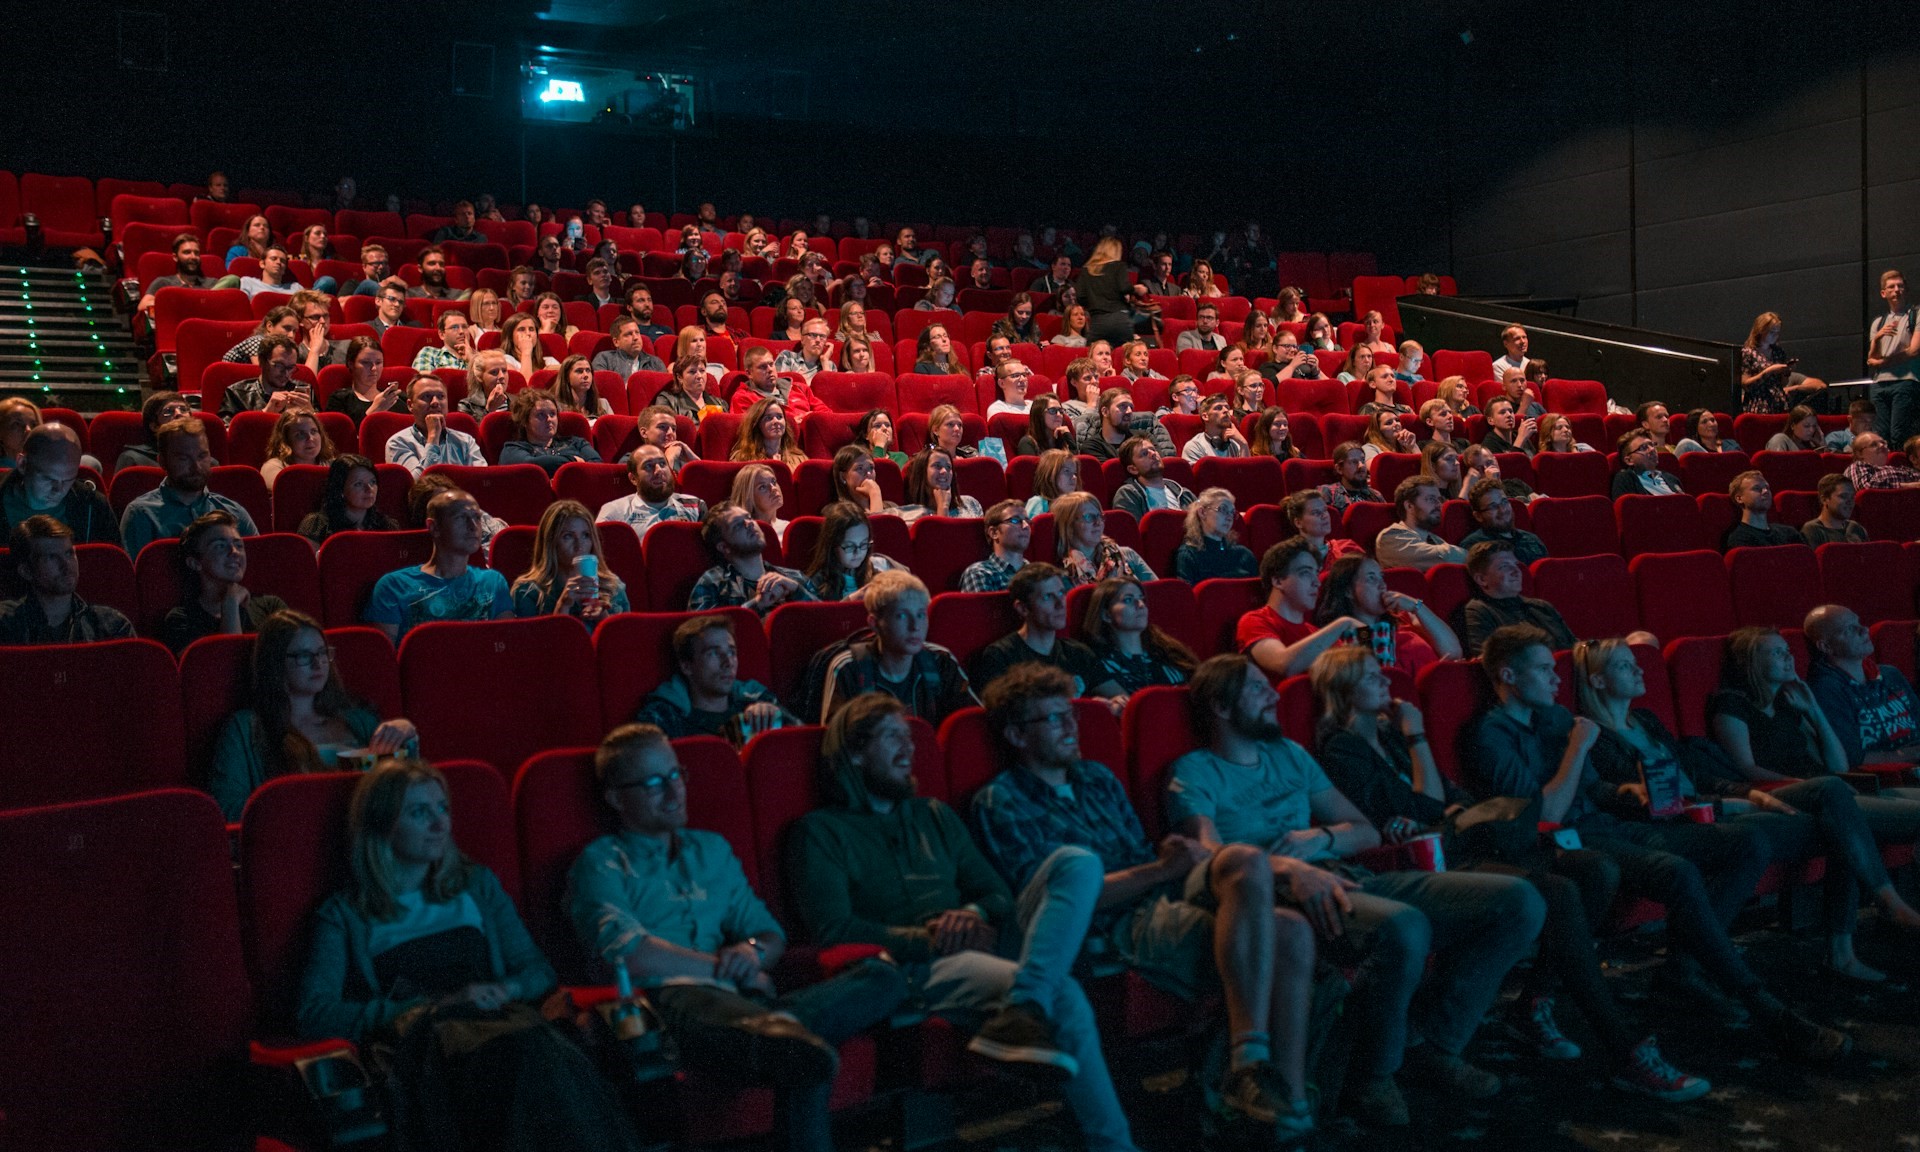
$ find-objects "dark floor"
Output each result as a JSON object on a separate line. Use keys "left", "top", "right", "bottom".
{"left": 879, "top": 914, "right": 1920, "bottom": 1152}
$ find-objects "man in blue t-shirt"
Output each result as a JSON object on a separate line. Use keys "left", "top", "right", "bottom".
{"left": 365, "top": 488, "right": 513, "bottom": 641}
{"left": 1805, "top": 604, "right": 1920, "bottom": 768}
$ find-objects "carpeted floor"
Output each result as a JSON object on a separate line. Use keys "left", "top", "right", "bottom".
{"left": 914, "top": 915, "right": 1920, "bottom": 1152}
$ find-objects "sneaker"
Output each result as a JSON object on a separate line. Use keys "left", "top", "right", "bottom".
{"left": 1511, "top": 995, "right": 1582, "bottom": 1061}
{"left": 1403, "top": 1045, "right": 1502, "bottom": 1099}
{"left": 1652, "top": 964, "right": 1751, "bottom": 1028}
{"left": 1611, "top": 1036, "right": 1711, "bottom": 1103}
{"left": 1274, "top": 1096, "right": 1317, "bottom": 1145}
{"left": 1343, "top": 1075, "right": 1409, "bottom": 1127}
{"left": 966, "top": 1001, "right": 1078, "bottom": 1080}
{"left": 1761, "top": 1006, "right": 1852, "bottom": 1064}
{"left": 1216, "top": 1063, "right": 1284, "bottom": 1128}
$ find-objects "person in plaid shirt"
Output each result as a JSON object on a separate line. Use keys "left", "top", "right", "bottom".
{"left": 971, "top": 663, "right": 1322, "bottom": 1143}
{"left": 686, "top": 502, "right": 814, "bottom": 616}
{"left": 1843, "top": 432, "right": 1920, "bottom": 491}
{"left": 959, "top": 501, "right": 1032, "bottom": 592}
{"left": 409, "top": 311, "right": 473, "bottom": 372}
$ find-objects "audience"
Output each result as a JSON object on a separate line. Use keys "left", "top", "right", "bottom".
{"left": 121, "top": 417, "right": 259, "bottom": 557}
{"left": 1172, "top": 486, "right": 1255, "bottom": 581}
{"left": 1374, "top": 477, "right": 1466, "bottom": 571}
{"left": 508, "top": 499, "right": 629, "bottom": 624}
{"left": 818, "top": 570, "right": 976, "bottom": 723}
{"left": 258, "top": 409, "right": 335, "bottom": 490}
{"left": 960, "top": 500, "right": 1032, "bottom": 592}
{"left": 1080, "top": 577, "right": 1197, "bottom": 692}
{"left": 206, "top": 609, "right": 417, "bottom": 819}
{"left": 1845, "top": 432, "right": 1920, "bottom": 491}
{"left": 569, "top": 731, "right": 907, "bottom": 1152}
{"left": 1319, "top": 441, "right": 1383, "bottom": 514}
{"left": 1311, "top": 645, "right": 1709, "bottom": 1100}
{"left": 1, "top": 423, "right": 118, "bottom": 545}
{"left": 1824, "top": 398, "right": 1877, "bottom": 453}
{"left": 1284, "top": 489, "right": 1362, "bottom": 570}
{"left": 1466, "top": 625, "right": 1849, "bottom": 1061}
{"left": 323, "top": 337, "right": 401, "bottom": 425}
{"left": 1803, "top": 605, "right": 1920, "bottom": 771}
{"left": 411, "top": 311, "right": 473, "bottom": 372}
{"left": 901, "top": 448, "right": 983, "bottom": 522}
{"left": 298, "top": 761, "right": 644, "bottom": 1151}
{"left": 1459, "top": 540, "right": 1575, "bottom": 652}
{"left": 1249, "top": 407, "right": 1301, "bottom": 460}
{"left": 591, "top": 317, "right": 666, "bottom": 380}
{"left": 687, "top": 502, "right": 813, "bottom": 616}
{"left": 500, "top": 390, "right": 599, "bottom": 474}
{"left": 729, "top": 397, "right": 806, "bottom": 470}
{"left": 802, "top": 500, "right": 901, "bottom": 600}
{"left": 1018, "top": 397, "right": 1076, "bottom": 457}
{"left": 1611, "top": 433, "right": 1683, "bottom": 497}
{"left": 785, "top": 694, "right": 1138, "bottom": 1151}
{"left": 968, "top": 563, "right": 1123, "bottom": 705}
{"left": 384, "top": 375, "right": 486, "bottom": 476}
{"left": 297, "top": 454, "right": 396, "bottom": 545}
{"left": 366, "top": 487, "right": 513, "bottom": 641}
{"left": 1110, "top": 436, "right": 1194, "bottom": 519}
{"left": 1315, "top": 553, "right": 1462, "bottom": 678}
{"left": 1458, "top": 478, "right": 1546, "bottom": 563}
{"left": 457, "top": 350, "right": 514, "bottom": 422}
{"left": 0, "top": 515, "right": 134, "bottom": 644}
{"left": 633, "top": 616, "right": 793, "bottom": 742}
{"left": 159, "top": 510, "right": 286, "bottom": 652}
{"left": 856, "top": 409, "right": 908, "bottom": 466}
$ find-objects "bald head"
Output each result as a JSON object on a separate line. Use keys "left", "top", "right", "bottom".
{"left": 22, "top": 422, "right": 81, "bottom": 465}
{"left": 1803, "top": 603, "right": 1851, "bottom": 647}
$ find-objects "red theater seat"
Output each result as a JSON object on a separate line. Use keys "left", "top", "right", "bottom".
{"left": 1726, "top": 545, "right": 1823, "bottom": 629}
{"left": 0, "top": 639, "right": 186, "bottom": 807}
{"left": 399, "top": 616, "right": 601, "bottom": 776}
{"left": 1530, "top": 554, "right": 1638, "bottom": 640}
{"left": 316, "top": 529, "right": 435, "bottom": 627}
{"left": 594, "top": 608, "right": 768, "bottom": 730}
{"left": 1631, "top": 551, "right": 1736, "bottom": 641}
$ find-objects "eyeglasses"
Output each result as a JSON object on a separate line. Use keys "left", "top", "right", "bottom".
{"left": 990, "top": 514, "right": 1030, "bottom": 529}
{"left": 837, "top": 538, "right": 872, "bottom": 554}
{"left": 1018, "top": 708, "right": 1077, "bottom": 730}
{"left": 611, "top": 767, "right": 683, "bottom": 794}
{"left": 284, "top": 647, "right": 335, "bottom": 669}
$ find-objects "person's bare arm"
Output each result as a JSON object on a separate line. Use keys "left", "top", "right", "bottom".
{"left": 1709, "top": 713, "right": 1793, "bottom": 782}
{"left": 1246, "top": 615, "right": 1363, "bottom": 680}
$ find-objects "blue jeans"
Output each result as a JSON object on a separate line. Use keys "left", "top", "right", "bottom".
{"left": 1334, "top": 870, "right": 1545, "bottom": 1078}
{"left": 1872, "top": 378, "right": 1920, "bottom": 449}
{"left": 919, "top": 846, "right": 1140, "bottom": 1152}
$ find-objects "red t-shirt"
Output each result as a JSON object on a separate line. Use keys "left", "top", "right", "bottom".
{"left": 1237, "top": 606, "right": 1316, "bottom": 654}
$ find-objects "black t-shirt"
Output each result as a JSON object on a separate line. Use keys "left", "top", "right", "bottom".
{"left": 161, "top": 594, "right": 287, "bottom": 654}
{"left": 1705, "top": 689, "right": 1823, "bottom": 778}
{"left": 1720, "top": 521, "right": 1806, "bottom": 551}
{"left": 1315, "top": 721, "right": 1464, "bottom": 829}
{"left": 968, "top": 632, "right": 1105, "bottom": 696}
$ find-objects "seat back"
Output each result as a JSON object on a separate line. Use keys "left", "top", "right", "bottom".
{"left": 1415, "top": 659, "right": 1495, "bottom": 785}
{"left": 399, "top": 616, "right": 601, "bottom": 775}
{"left": 1529, "top": 554, "right": 1638, "bottom": 640}
{"left": 1192, "top": 576, "right": 1265, "bottom": 658}
{"left": 1121, "top": 686, "right": 1195, "bottom": 840}
{"left": 0, "top": 790, "right": 252, "bottom": 1152}
{"left": 1630, "top": 551, "right": 1737, "bottom": 641}
{"left": 1673, "top": 450, "right": 1753, "bottom": 496}
{"left": 316, "top": 529, "right": 435, "bottom": 626}
{"left": 0, "top": 640, "right": 185, "bottom": 807}
{"left": 1528, "top": 494, "right": 1619, "bottom": 557}
{"left": 1616, "top": 494, "right": 1709, "bottom": 556}
{"left": 422, "top": 463, "right": 555, "bottom": 525}
{"left": 1817, "top": 541, "right": 1912, "bottom": 622}
{"left": 1193, "top": 456, "right": 1284, "bottom": 510}
{"left": 593, "top": 608, "right": 769, "bottom": 730}
{"left": 1532, "top": 452, "right": 1611, "bottom": 499}
{"left": 765, "top": 599, "right": 872, "bottom": 708}
{"left": 134, "top": 532, "right": 323, "bottom": 638}
{"left": 1725, "top": 545, "right": 1823, "bottom": 629}
{"left": 926, "top": 590, "right": 1019, "bottom": 668}
{"left": 938, "top": 699, "right": 1123, "bottom": 814}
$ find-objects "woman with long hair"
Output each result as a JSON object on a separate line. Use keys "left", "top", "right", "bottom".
{"left": 298, "top": 454, "right": 397, "bottom": 546}
{"left": 1018, "top": 396, "right": 1075, "bottom": 457}
{"left": 1419, "top": 440, "right": 1467, "bottom": 500}
{"left": 1537, "top": 412, "right": 1595, "bottom": 454}
{"left": 730, "top": 462, "right": 791, "bottom": 539}
{"left": 1437, "top": 375, "right": 1480, "bottom": 418}
{"left": 912, "top": 324, "right": 967, "bottom": 375}
{"left": 1241, "top": 311, "right": 1275, "bottom": 358}
{"left": 915, "top": 277, "right": 959, "bottom": 313}
{"left": 1078, "top": 236, "right": 1137, "bottom": 346}
{"left": 1312, "top": 644, "right": 1712, "bottom": 1103}
{"left": 499, "top": 312, "right": 550, "bottom": 378}
{"left": 509, "top": 499, "right": 627, "bottom": 623}
{"left": 456, "top": 349, "right": 513, "bottom": 422}
{"left": 729, "top": 397, "right": 805, "bottom": 469}
{"left": 1025, "top": 449, "right": 1080, "bottom": 517}
{"left": 1361, "top": 409, "right": 1419, "bottom": 461}
{"left": 1249, "top": 407, "right": 1301, "bottom": 460}
{"left": 1740, "top": 311, "right": 1826, "bottom": 414}
{"left": 260, "top": 408, "right": 337, "bottom": 489}
{"left": 226, "top": 214, "right": 274, "bottom": 261}
{"left": 207, "top": 609, "right": 418, "bottom": 819}
{"left": 294, "top": 224, "right": 338, "bottom": 292}
{"left": 655, "top": 353, "right": 723, "bottom": 421}
{"left": 295, "top": 760, "right": 644, "bottom": 1152}
{"left": 324, "top": 337, "right": 400, "bottom": 425}
{"left": 532, "top": 291, "right": 578, "bottom": 339}
{"left": 1186, "top": 258, "right": 1224, "bottom": 298}
{"left": 831, "top": 444, "right": 896, "bottom": 515}
{"left": 1273, "top": 289, "right": 1308, "bottom": 325}
{"left": 1052, "top": 304, "right": 1091, "bottom": 347}
{"left": 674, "top": 326, "right": 726, "bottom": 383}
{"left": 855, "top": 409, "right": 906, "bottom": 466}
{"left": 501, "top": 389, "right": 598, "bottom": 474}
{"left": 1338, "top": 343, "right": 1376, "bottom": 385}
{"left": 1312, "top": 553, "right": 1462, "bottom": 678}
{"left": 900, "top": 448, "right": 983, "bottom": 522}
{"left": 1081, "top": 577, "right": 1196, "bottom": 693}
{"left": 1578, "top": 635, "right": 1920, "bottom": 985}
{"left": 1052, "top": 489, "right": 1153, "bottom": 585}
{"left": 776, "top": 296, "right": 809, "bottom": 342}
{"left": 1764, "top": 405, "right": 1825, "bottom": 453}
{"left": 841, "top": 333, "right": 877, "bottom": 374}
{"left": 1282, "top": 487, "right": 1364, "bottom": 570}
{"left": 1304, "top": 312, "right": 1337, "bottom": 352}
{"left": 804, "top": 500, "right": 904, "bottom": 600}
{"left": 1673, "top": 409, "right": 1739, "bottom": 455}
{"left": 1173, "top": 486, "right": 1256, "bottom": 581}
{"left": 551, "top": 354, "right": 612, "bottom": 418}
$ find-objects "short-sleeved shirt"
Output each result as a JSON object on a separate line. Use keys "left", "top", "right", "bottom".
{"left": 1166, "top": 740, "right": 1334, "bottom": 852}
{"left": 1706, "top": 690, "right": 1825, "bottom": 778}
{"left": 968, "top": 632, "right": 1104, "bottom": 696}
{"left": 1807, "top": 658, "right": 1919, "bottom": 768}
{"left": 1237, "top": 606, "right": 1315, "bottom": 658}
{"left": 597, "top": 492, "right": 705, "bottom": 538}
{"left": 566, "top": 829, "right": 782, "bottom": 987}
{"left": 119, "top": 485, "right": 259, "bottom": 560}
{"left": 365, "top": 565, "right": 513, "bottom": 638}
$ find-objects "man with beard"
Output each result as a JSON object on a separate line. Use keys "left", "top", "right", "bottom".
{"left": 596, "top": 444, "right": 704, "bottom": 538}
{"left": 1110, "top": 436, "right": 1195, "bottom": 520}
{"left": 0, "top": 517, "right": 135, "bottom": 644}
{"left": 788, "top": 693, "right": 1147, "bottom": 1152}
{"left": 219, "top": 334, "right": 310, "bottom": 418}
{"left": 407, "top": 246, "right": 470, "bottom": 301}
{"left": 622, "top": 283, "right": 672, "bottom": 340}
{"left": 365, "top": 487, "right": 511, "bottom": 641}
{"left": 686, "top": 502, "right": 814, "bottom": 616}
{"left": 534, "top": 233, "right": 565, "bottom": 276}
{"left": 697, "top": 290, "right": 743, "bottom": 340}
{"left": 138, "top": 234, "right": 213, "bottom": 314}
{"left": 120, "top": 417, "right": 259, "bottom": 556}
{"left": 1374, "top": 477, "right": 1466, "bottom": 572}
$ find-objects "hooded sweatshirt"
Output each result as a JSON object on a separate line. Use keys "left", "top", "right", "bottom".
{"left": 785, "top": 749, "right": 1013, "bottom": 963}
{"left": 633, "top": 672, "right": 791, "bottom": 740}
{"left": 0, "top": 467, "right": 120, "bottom": 546}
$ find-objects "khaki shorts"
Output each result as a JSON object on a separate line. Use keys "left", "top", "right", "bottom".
{"left": 1107, "top": 860, "right": 1217, "bottom": 1001}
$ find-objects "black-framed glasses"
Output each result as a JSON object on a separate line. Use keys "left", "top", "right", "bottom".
{"left": 611, "top": 767, "right": 683, "bottom": 793}
{"left": 1018, "top": 708, "right": 1076, "bottom": 730}
{"left": 284, "top": 646, "right": 336, "bottom": 669}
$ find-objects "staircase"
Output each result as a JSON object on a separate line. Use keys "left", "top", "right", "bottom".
{"left": 0, "top": 264, "right": 143, "bottom": 413}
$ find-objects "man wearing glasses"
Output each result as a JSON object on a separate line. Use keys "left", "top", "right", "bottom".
{"left": 366, "top": 284, "right": 417, "bottom": 337}
{"left": 986, "top": 360, "right": 1033, "bottom": 418}
{"left": 569, "top": 723, "right": 908, "bottom": 1152}
{"left": 340, "top": 244, "right": 399, "bottom": 298}
{"left": 960, "top": 500, "right": 1033, "bottom": 592}
{"left": 1610, "top": 432, "right": 1683, "bottom": 497}
{"left": 818, "top": 571, "right": 977, "bottom": 724}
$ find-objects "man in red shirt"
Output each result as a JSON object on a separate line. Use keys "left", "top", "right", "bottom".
{"left": 1238, "top": 537, "right": 1365, "bottom": 681}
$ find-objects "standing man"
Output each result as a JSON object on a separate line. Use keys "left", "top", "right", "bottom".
{"left": 1869, "top": 269, "right": 1920, "bottom": 448}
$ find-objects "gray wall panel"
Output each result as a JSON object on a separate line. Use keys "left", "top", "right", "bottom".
{"left": 1635, "top": 192, "right": 1861, "bottom": 296}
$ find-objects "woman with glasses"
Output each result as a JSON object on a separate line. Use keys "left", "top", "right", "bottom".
{"left": 1052, "top": 490, "right": 1154, "bottom": 585}
{"left": 206, "top": 609, "right": 418, "bottom": 820}
{"left": 1018, "top": 397, "right": 1076, "bottom": 457}
{"left": 804, "top": 501, "right": 904, "bottom": 600}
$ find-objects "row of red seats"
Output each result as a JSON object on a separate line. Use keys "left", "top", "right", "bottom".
{"left": 12, "top": 536, "right": 1920, "bottom": 810}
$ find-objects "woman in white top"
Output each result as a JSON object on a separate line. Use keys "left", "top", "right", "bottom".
{"left": 260, "top": 409, "right": 336, "bottom": 489}
{"left": 730, "top": 462, "right": 791, "bottom": 541}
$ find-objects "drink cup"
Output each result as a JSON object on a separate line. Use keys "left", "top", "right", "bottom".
{"left": 1680, "top": 802, "right": 1716, "bottom": 824}
{"left": 574, "top": 554, "right": 599, "bottom": 581}
{"left": 1404, "top": 832, "right": 1446, "bottom": 872}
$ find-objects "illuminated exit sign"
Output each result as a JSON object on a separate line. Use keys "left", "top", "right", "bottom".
{"left": 540, "top": 79, "right": 585, "bottom": 103}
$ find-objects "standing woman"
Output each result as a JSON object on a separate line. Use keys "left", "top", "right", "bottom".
{"left": 1740, "top": 312, "right": 1826, "bottom": 414}
{"left": 298, "top": 454, "right": 397, "bottom": 546}
{"left": 261, "top": 408, "right": 337, "bottom": 489}
{"left": 295, "top": 760, "right": 645, "bottom": 1152}
{"left": 207, "top": 610, "right": 418, "bottom": 820}
{"left": 1078, "top": 237, "right": 1138, "bottom": 347}
{"left": 509, "top": 499, "right": 628, "bottom": 624}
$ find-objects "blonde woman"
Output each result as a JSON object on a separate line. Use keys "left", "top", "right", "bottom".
{"left": 1052, "top": 304, "right": 1091, "bottom": 347}
{"left": 1438, "top": 375, "right": 1481, "bottom": 417}
{"left": 500, "top": 312, "right": 551, "bottom": 378}
{"left": 675, "top": 325, "right": 727, "bottom": 382}
{"left": 730, "top": 462, "right": 791, "bottom": 539}
{"left": 465, "top": 287, "right": 504, "bottom": 334}
{"left": 925, "top": 403, "right": 979, "bottom": 459}
{"left": 260, "top": 408, "right": 337, "bottom": 489}
{"left": 509, "top": 499, "right": 628, "bottom": 623}
{"left": 1079, "top": 236, "right": 1135, "bottom": 346}
{"left": 1052, "top": 489, "right": 1154, "bottom": 585}
{"left": 456, "top": 349, "right": 514, "bottom": 421}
